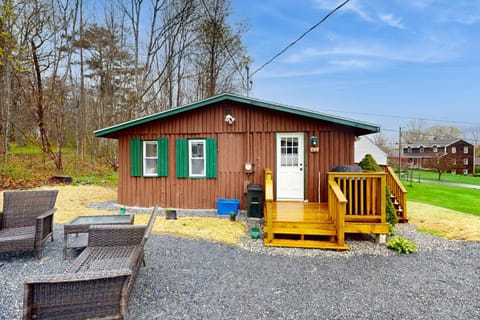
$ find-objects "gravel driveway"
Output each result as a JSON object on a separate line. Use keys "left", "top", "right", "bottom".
{"left": 1, "top": 221, "right": 479, "bottom": 320}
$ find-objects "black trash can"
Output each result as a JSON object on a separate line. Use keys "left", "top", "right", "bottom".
{"left": 330, "top": 165, "right": 362, "bottom": 173}
{"left": 247, "top": 184, "right": 264, "bottom": 218}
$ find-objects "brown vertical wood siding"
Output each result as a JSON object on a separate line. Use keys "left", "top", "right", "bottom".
{"left": 116, "top": 101, "right": 357, "bottom": 209}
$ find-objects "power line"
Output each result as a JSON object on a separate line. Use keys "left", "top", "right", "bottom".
{"left": 316, "top": 108, "right": 480, "bottom": 127}
{"left": 250, "top": 0, "right": 350, "bottom": 77}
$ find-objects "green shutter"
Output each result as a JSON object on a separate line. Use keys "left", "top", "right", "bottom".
{"left": 206, "top": 138, "right": 217, "bottom": 178}
{"left": 157, "top": 138, "right": 168, "bottom": 177}
{"left": 130, "top": 138, "right": 141, "bottom": 177}
{"left": 176, "top": 138, "right": 188, "bottom": 178}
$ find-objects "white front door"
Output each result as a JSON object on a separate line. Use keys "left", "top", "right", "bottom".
{"left": 276, "top": 133, "right": 304, "bottom": 200}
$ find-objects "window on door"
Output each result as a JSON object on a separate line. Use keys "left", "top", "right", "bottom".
{"left": 280, "top": 137, "right": 299, "bottom": 167}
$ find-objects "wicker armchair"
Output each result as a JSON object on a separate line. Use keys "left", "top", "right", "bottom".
{"left": 0, "top": 190, "right": 59, "bottom": 259}
{"left": 24, "top": 206, "right": 158, "bottom": 320}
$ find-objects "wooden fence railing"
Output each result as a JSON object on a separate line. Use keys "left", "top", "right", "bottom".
{"left": 327, "top": 180, "right": 347, "bottom": 247}
{"left": 328, "top": 172, "right": 386, "bottom": 223}
{"left": 383, "top": 165, "right": 408, "bottom": 222}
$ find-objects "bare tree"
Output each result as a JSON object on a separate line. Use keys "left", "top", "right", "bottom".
{"left": 371, "top": 132, "right": 390, "bottom": 151}
{"left": 423, "top": 153, "right": 452, "bottom": 180}
{"left": 193, "top": 0, "right": 249, "bottom": 99}
{"left": 403, "top": 119, "right": 428, "bottom": 143}
{"left": 425, "top": 125, "right": 463, "bottom": 140}
{"left": 0, "top": 0, "right": 25, "bottom": 162}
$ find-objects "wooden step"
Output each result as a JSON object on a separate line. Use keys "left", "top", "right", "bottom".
{"left": 266, "top": 226, "right": 337, "bottom": 236}
{"left": 264, "top": 237, "right": 349, "bottom": 250}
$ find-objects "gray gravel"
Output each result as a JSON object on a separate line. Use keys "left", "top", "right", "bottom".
{"left": 1, "top": 208, "right": 479, "bottom": 320}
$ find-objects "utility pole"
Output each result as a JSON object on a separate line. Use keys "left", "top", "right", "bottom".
{"left": 398, "top": 127, "right": 402, "bottom": 174}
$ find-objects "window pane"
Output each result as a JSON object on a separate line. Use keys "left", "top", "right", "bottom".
{"left": 280, "top": 137, "right": 299, "bottom": 167}
{"left": 191, "top": 159, "right": 205, "bottom": 175}
{"left": 145, "top": 159, "right": 157, "bottom": 175}
{"left": 145, "top": 143, "right": 157, "bottom": 157}
{"left": 191, "top": 143, "right": 204, "bottom": 158}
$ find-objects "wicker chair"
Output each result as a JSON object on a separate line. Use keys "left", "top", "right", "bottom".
{"left": 24, "top": 206, "right": 158, "bottom": 320}
{"left": 0, "top": 190, "right": 59, "bottom": 259}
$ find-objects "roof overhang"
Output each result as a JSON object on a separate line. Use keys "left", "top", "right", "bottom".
{"left": 94, "top": 93, "right": 380, "bottom": 138}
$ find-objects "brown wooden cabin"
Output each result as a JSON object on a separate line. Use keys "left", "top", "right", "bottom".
{"left": 95, "top": 93, "right": 407, "bottom": 249}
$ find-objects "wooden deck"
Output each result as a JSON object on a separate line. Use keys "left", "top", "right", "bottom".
{"left": 263, "top": 202, "right": 349, "bottom": 250}
{"left": 262, "top": 168, "right": 398, "bottom": 250}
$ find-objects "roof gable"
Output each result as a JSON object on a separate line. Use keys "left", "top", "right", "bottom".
{"left": 95, "top": 93, "right": 380, "bottom": 138}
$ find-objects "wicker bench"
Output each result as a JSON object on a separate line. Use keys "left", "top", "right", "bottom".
{"left": 23, "top": 206, "right": 158, "bottom": 320}
{"left": 0, "top": 190, "right": 59, "bottom": 259}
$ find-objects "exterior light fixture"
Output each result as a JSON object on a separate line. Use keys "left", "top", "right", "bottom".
{"left": 225, "top": 114, "right": 235, "bottom": 124}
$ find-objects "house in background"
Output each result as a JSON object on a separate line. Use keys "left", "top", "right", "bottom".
{"left": 403, "top": 139, "right": 474, "bottom": 174}
{"left": 354, "top": 135, "right": 388, "bottom": 165}
{"left": 95, "top": 94, "right": 407, "bottom": 249}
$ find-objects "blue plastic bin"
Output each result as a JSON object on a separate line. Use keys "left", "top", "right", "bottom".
{"left": 217, "top": 198, "right": 240, "bottom": 215}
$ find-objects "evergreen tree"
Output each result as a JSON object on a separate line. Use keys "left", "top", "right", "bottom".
{"left": 358, "top": 154, "right": 398, "bottom": 225}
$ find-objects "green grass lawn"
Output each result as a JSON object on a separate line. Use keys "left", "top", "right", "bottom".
{"left": 406, "top": 181, "right": 480, "bottom": 217}
{"left": 400, "top": 169, "right": 480, "bottom": 186}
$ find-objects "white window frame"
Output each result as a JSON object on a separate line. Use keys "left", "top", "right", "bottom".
{"left": 464, "top": 146, "right": 469, "bottom": 154}
{"left": 451, "top": 169, "right": 456, "bottom": 174}
{"left": 463, "top": 158, "right": 468, "bottom": 165}
{"left": 189, "top": 139, "right": 206, "bottom": 177}
{"left": 143, "top": 141, "right": 158, "bottom": 177}
{"left": 433, "top": 147, "right": 438, "bottom": 153}
{"left": 420, "top": 147, "right": 424, "bottom": 153}
{"left": 451, "top": 147, "right": 456, "bottom": 154}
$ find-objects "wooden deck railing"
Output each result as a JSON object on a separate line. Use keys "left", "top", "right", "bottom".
{"left": 327, "top": 180, "right": 347, "bottom": 247}
{"left": 328, "top": 172, "right": 386, "bottom": 223}
{"left": 383, "top": 165, "right": 408, "bottom": 222}
{"left": 264, "top": 168, "right": 274, "bottom": 243}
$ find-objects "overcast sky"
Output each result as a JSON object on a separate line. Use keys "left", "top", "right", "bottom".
{"left": 230, "top": 0, "right": 480, "bottom": 142}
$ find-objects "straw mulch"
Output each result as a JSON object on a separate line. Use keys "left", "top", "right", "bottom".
{"left": 1, "top": 185, "right": 478, "bottom": 242}
{"left": 0, "top": 185, "right": 247, "bottom": 246}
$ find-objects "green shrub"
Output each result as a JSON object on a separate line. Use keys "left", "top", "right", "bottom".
{"left": 388, "top": 223, "right": 395, "bottom": 236}
{"left": 387, "top": 236, "right": 417, "bottom": 254}
{"left": 358, "top": 154, "right": 398, "bottom": 225}
{"left": 358, "top": 154, "right": 381, "bottom": 172}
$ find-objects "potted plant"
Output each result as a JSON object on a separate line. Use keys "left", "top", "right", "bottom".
{"left": 229, "top": 211, "right": 236, "bottom": 221}
{"left": 165, "top": 208, "right": 177, "bottom": 220}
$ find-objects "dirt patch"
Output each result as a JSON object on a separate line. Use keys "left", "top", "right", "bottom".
{"left": 408, "top": 201, "right": 480, "bottom": 241}
{"left": 1, "top": 186, "right": 477, "bottom": 243}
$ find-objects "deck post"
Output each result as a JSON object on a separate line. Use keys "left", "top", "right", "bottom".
{"left": 376, "top": 234, "right": 386, "bottom": 244}
{"left": 264, "top": 168, "right": 274, "bottom": 243}
{"left": 380, "top": 174, "right": 386, "bottom": 223}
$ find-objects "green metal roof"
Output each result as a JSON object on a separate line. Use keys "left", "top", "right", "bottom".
{"left": 94, "top": 93, "right": 380, "bottom": 138}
